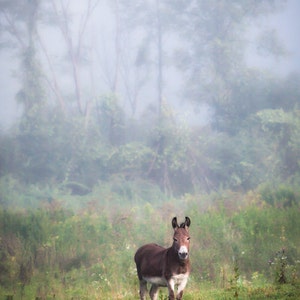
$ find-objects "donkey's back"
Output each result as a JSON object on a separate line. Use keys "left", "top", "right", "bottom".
{"left": 135, "top": 243, "right": 168, "bottom": 286}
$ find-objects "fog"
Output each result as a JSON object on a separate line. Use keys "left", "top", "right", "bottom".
{"left": 245, "top": 0, "right": 300, "bottom": 74}
{"left": 1, "top": 3, "right": 300, "bottom": 297}
{"left": 1, "top": 0, "right": 300, "bottom": 196}
{"left": 1, "top": 0, "right": 299, "bottom": 129}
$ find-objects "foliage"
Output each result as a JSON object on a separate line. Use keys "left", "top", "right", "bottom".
{"left": 1, "top": 0, "right": 300, "bottom": 195}
{"left": 3, "top": 86, "right": 300, "bottom": 196}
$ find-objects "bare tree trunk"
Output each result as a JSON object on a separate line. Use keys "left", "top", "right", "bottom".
{"left": 50, "top": 0, "right": 100, "bottom": 116}
{"left": 112, "top": 0, "right": 121, "bottom": 93}
{"left": 156, "top": 0, "right": 163, "bottom": 120}
{"left": 37, "top": 32, "right": 66, "bottom": 113}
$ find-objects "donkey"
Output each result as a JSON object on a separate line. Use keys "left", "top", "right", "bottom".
{"left": 134, "top": 217, "right": 191, "bottom": 300}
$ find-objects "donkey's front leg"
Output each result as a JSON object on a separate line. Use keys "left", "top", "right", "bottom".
{"left": 176, "top": 275, "right": 188, "bottom": 299}
{"left": 167, "top": 279, "right": 176, "bottom": 300}
{"left": 176, "top": 290, "right": 183, "bottom": 300}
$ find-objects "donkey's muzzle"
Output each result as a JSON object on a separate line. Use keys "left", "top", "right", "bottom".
{"left": 178, "top": 246, "right": 189, "bottom": 260}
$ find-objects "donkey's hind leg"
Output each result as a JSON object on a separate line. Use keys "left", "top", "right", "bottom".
{"left": 139, "top": 279, "right": 147, "bottom": 300}
{"left": 149, "top": 284, "right": 159, "bottom": 300}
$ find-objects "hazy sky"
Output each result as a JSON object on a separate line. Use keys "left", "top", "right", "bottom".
{"left": 0, "top": 0, "right": 299, "bottom": 129}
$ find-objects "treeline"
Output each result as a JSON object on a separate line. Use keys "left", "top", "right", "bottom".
{"left": 1, "top": 0, "right": 300, "bottom": 201}
{"left": 1, "top": 1, "right": 300, "bottom": 298}
{"left": 0, "top": 191, "right": 299, "bottom": 298}
{"left": 1, "top": 88, "right": 300, "bottom": 203}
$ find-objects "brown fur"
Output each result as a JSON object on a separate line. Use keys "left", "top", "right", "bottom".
{"left": 134, "top": 217, "right": 191, "bottom": 300}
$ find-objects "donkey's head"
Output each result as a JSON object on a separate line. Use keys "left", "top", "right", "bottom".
{"left": 171, "top": 217, "right": 191, "bottom": 260}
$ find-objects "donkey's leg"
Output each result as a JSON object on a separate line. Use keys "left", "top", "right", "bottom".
{"left": 149, "top": 284, "right": 159, "bottom": 300}
{"left": 139, "top": 280, "right": 147, "bottom": 300}
{"left": 176, "top": 275, "right": 188, "bottom": 300}
{"left": 167, "top": 279, "right": 176, "bottom": 300}
{"left": 176, "top": 291, "right": 183, "bottom": 300}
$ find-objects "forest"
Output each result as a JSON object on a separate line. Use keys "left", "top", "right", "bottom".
{"left": 0, "top": 0, "right": 300, "bottom": 299}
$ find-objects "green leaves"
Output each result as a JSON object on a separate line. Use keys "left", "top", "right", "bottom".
{"left": 256, "top": 109, "right": 293, "bottom": 129}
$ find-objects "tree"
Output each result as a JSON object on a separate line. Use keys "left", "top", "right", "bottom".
{"left": 168, "top": 0, "right": 286, "bottom": 133}
{"left": 0, "top": 0, "right": 45, "bottom": 117}
{"left": 46, "top": 0, "right": 100, "bottom": 117}
{"left": 256, "top": 109, "right": 300, "bottom": 180}
{"left": 118, "top": 0, "right": 173, "bottom": 119}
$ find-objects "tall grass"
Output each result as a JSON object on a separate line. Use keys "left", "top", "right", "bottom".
{"left": 0, "top": 187, "right": 299, "bottom": 299}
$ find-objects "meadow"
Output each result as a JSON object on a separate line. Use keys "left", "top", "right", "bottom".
{"left": 0, "top": 186, "right": 299, "bottom": 299}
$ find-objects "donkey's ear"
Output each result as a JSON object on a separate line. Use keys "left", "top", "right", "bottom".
{"left": 172, "top": 217, "right": 179, "bottom": 229}
{"left": 185, "top": 217, "right": 191, "bottom": 228}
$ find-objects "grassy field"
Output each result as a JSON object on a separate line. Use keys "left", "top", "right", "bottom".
{"left": 1, "top": 188, "right": 300, "bottom": 299}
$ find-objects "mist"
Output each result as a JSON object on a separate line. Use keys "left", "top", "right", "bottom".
{"left": 0, "top": 1, "right": 300, "bottom": 298}
{"left": 1, "top": 0, "right": 299, "bottom": 129}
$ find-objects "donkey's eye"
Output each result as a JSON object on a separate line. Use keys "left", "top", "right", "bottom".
{"left": 187, "top": 237, "right": 191, "bottom": 241}
{"left": 173, "top": 238, "right": 178, "bottom": 242}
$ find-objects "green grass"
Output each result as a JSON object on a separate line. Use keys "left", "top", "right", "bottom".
{"left": 1, "top": 187, "right": 300, "bottom": 299}
{"left": 1, "top": 280, "right": 300, "bottom": 299}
